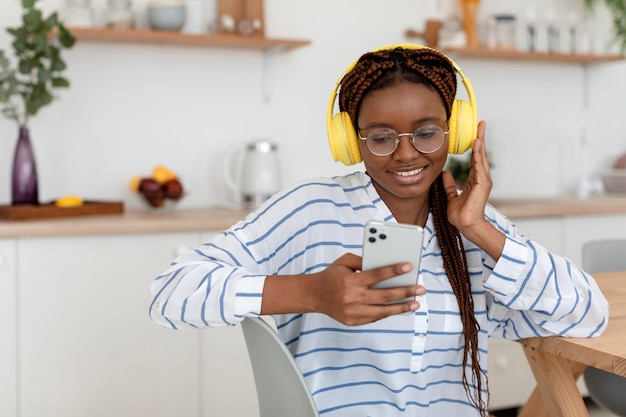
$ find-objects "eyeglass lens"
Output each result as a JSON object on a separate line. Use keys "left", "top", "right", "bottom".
{"left": 362, "top": 124, "right": 447, "bottom": 156}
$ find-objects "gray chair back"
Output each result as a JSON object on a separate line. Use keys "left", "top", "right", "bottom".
{"left": 582, "top": 239, "right": 626, "bottom": 273}
{"left": 241, "top": 317, "right": 320, "bottom": 417}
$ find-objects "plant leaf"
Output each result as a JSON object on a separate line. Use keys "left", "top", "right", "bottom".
{"left": 51, "top": 77, "right": 69, "bottom": 87}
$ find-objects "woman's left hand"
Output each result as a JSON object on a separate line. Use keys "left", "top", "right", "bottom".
{"left": 443, "top": 121, "right": 504, "bottom": 259}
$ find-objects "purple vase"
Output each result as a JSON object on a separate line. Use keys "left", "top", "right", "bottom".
{"left": 11, "top": 126, "right": 39, "bottom": 205}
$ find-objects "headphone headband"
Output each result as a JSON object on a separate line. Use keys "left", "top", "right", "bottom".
{"left": 326, "top": 43, "right": 478, "bottom": 165}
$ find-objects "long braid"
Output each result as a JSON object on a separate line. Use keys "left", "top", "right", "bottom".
{"left": 430, "top": 174, "right": 487, "bottom": 414}
{"left": 339, "top": 46, "right": 488, "bottom": 416}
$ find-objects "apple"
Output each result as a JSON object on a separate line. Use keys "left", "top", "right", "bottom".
{"left": 146, "top": 195, "right": 165, "bottom": 208}
{"left": 163, "top": 178, "right": 184, "bottom": 200}
{"left": 138, "top": 178, "right": 162, "bottom": 197}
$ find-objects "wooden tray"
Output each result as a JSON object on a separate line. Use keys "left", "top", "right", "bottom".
{"left": 0, "top": 201, "right": 124, "bottom": 221}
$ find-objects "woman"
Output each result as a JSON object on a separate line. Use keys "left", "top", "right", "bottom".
{"left": 149, "top": 45, "right": 608, "bottom": 417}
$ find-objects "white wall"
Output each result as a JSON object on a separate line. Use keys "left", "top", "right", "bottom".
{"left": 0, "top": 0, "right": 625, "bottom": 210}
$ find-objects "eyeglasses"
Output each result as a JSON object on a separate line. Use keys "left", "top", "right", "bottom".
{"left": 358, "top": 124, "right": 449, "bottom": 156}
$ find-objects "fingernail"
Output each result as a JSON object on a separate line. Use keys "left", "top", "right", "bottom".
{"left": 401, "top": 263, "right": 412, "bottom": 272}
{"left": 409, "top": 302, "right": 419, "bottom": 311}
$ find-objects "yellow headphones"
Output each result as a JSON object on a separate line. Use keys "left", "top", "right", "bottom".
{"left": 327, "top": 43, "right": 478, "bottom": 165}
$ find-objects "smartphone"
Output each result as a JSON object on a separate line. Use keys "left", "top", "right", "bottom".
{"left": 362, "top": 220, "right": 424, "bottom": 304}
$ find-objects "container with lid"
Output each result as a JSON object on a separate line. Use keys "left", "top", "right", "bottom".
{"left": 494, "top": 14, "right": 517, "bottom": 50}
{"left": 63, "top": 0, "right": 95, "bottom": 27}
{"left": 105, "top": 0, "right": 135, "bottom": 29}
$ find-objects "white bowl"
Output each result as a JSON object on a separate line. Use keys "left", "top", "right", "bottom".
{"left": 601, "top": 169, "right": 626, "bottom": 193}
{"left": 147, "top": 3, "right": 186, "bottom": 31}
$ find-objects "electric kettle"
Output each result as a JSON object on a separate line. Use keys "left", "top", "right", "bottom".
{"left": 224, "top": 140, "right": 282, "bottom": 209}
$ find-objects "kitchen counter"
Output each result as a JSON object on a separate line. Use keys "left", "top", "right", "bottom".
{"left": 2, "top": 195, "right": 626, "bottom": 238}
{"left": 0, "top": 207, "right": 250, "bottom": 238}
{"left": 489, "top": 195, "right": 626, "bottom": 219}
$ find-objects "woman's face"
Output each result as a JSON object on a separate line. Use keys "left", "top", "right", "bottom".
{"left": 357, "top": 81, "right": 449, "bottom": 209}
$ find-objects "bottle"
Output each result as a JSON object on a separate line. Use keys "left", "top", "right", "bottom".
{"left": 105, "top": 0, "right": 135, "bottom": 29}
{"left": 63, "top": 0, "right": 94, "bottom": 27}
{"left": 182, "top": 0, "right": 205, "bottom": 34}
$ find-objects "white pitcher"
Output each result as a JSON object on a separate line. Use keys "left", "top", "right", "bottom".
{"left": 224, "top": 140, "right": 282, "bottom": 209}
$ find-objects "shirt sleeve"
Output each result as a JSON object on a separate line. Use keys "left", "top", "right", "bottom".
{"left": 484, "top": 216, "right": 609, "bottom": 340}
{"left": 148, "top": 222, "right": 270, "bottom": 330}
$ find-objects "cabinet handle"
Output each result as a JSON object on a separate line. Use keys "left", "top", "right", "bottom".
{"left": 495, "top": 356, "right": 510, "bottom": 370}
{"left": 175, "top": 245, "right": 190, "bottom": 257}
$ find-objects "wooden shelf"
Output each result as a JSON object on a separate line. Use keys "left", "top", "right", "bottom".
{"left": 439, "top": 47, "right": 624, "bottom": 64}
{"left": 68, "top": 27, "right": 310, "bottom": 52}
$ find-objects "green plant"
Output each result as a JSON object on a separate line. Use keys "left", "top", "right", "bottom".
{"left": 584, "top": 0, "right": 626, "bottom": 53}
{"left": 445, "top": 152, "right": 472, "bottom": 184}
{"left": 445, "top": 151, "right": 494, "bottom": 186}
{"left": 0, "top": 0, "right": 75, "bottom": 128}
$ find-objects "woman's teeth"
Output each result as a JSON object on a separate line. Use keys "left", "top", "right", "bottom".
{"left": 394, "top": 167, "right": 424, "bottom": 177}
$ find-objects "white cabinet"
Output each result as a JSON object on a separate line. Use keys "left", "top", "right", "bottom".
{"left": 562, "top": 214, "right": 626, "bottom": 267}
{"left": 488, "top": 339, "right": 536, "bottom": 410}
{"left": 0, "top": 239, "right": 17, "bottom": 417}
{"left": 513, "top": 217, "right": 563, "bottom": 256}
{"left": 197, "top": 232, "right": 259, "bottom": 417}
{"left": 17, "top": 232, "right": 203, "bottom": 417}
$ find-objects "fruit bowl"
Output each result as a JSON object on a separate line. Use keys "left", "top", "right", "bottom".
{"left": 130, "top": 165, "right": 186, "bottom": 210}
{"left": 135, "top": 191, "right": 187, "bottom": 211}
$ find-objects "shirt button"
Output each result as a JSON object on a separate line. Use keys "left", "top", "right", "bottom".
{"left": 155, "top": 300, "right": 161, "bottom": 309}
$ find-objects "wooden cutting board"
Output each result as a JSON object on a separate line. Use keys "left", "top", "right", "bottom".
{"left": 0, "top": 201, "right": 124, "bottom": 221}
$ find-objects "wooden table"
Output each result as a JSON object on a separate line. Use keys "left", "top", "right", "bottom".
{"left": 517, "top": 270, "right": 626, "bottom": 417}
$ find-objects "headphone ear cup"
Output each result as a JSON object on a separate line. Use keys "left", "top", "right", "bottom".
{"left": 448, "top": 99, "right": 477, "bottom": 155}
{"left": 329, "top": 111, "right": 362, "bottom": 165}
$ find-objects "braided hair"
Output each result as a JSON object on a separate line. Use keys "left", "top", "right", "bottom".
{"left": 339, "top": 46, "right": 488, "bottom": 416}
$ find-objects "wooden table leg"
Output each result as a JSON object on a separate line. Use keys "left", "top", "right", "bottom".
{"left": 519, "top": 342, "right": 589, "bottom": 417}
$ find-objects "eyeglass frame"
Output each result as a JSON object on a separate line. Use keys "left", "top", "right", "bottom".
{"left": 358, "top": 124, "right": 450, "bottom": 156}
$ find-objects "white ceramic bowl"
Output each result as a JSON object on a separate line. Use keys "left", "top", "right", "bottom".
{"left": 147, "top": 2, "right": 186, "bottom": 31}
{"left": 601, "top": 169, "right": 626, "bottom": 193}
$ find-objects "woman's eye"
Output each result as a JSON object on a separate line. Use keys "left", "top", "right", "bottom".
{"left": 369, "top": 132, "right": 395, "bottom": 144}
{"left": 415, "top": 126, "right": 440, "bottom": 140}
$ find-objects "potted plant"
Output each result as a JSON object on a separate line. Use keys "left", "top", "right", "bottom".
{"left": 445, "top": 151, "right": 493, "bottom": 190}
{"left": 446, "top": 152, "right": 472, "bottom": 190}
{"left": 0, "top": 0, "right": 75, "bottom": 205}
{"left": 584, "top": 0, "right": 626, "bottom": 53}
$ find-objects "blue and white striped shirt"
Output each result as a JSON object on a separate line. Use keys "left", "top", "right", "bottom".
{"left": 150, "top": 171, "right": 608, "bottom": 417}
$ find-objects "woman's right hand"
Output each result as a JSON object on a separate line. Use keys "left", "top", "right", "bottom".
{"left": 310, "top": 253, "right": 425, "bottom": 326}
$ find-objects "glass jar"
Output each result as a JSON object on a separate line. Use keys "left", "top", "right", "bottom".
{"left": 63, "top": 0, "right": 94, "bottom": 27}
{"left": 105, "top": 0, "right": 135, "bottom": 29}
{"left": 494, "top": 14, "right": 517, "bottom": 50}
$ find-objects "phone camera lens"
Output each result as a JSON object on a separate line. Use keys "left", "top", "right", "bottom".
{"left": 379, "top": 233, "right": 387, "bottom": 240}
{"left": 368, "top": 237, "right": 376, "bottom": 243}
{"left": 369, "top": 227, "right": 377, "bottom": 234}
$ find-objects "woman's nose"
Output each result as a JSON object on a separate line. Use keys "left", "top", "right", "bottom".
{"left": 393, "top": 135, "right": 419, "bottom": 160}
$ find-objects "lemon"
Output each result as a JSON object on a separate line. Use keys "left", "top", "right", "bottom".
{"left": 129, "top": 175, "right": 142, "bottom": 191}
{"left": 55, "top": 195, "right": 84, "bottom": 208}
{"left": 152, "top": 165, "right": 177, "bottom": 184}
